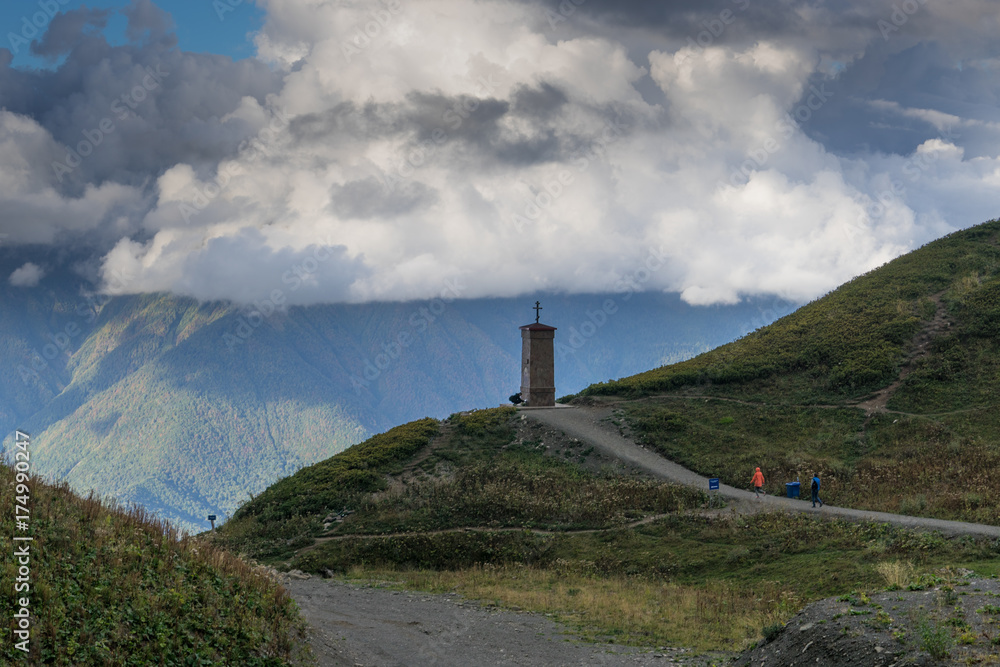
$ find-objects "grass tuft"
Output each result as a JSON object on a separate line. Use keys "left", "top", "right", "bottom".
{"left": 877, "top": 560, "right": 917, "bottom": 590}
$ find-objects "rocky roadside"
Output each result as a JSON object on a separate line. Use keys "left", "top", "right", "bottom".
{"left": 736, "top": 573, "right": 1000, "bottom": 667}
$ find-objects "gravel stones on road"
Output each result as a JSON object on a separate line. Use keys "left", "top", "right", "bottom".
{"left": 282, "top": 576, "right": 728, "bottom": 666}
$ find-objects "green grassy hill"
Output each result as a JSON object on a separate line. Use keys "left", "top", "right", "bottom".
{"left": 0, "top": 455, "right": 307, "bottom": 665}
{"left": 215, "top": 218, "right": 1000, "bottom": 655}
{"left": 214, "top": 407, "right": 1000, "bottom": 653}
{"left": 576, "top": 218, "right": 1000, "bottom": 524}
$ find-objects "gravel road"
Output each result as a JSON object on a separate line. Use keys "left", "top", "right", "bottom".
{"left": 283, "top": 577, "right": 715, "bottom": 666}
{"left": 284, "top": 404, "right": 1000, "bottom": 666}
{"left": 523, "top": 405, "right": 1000, "bottom": 539}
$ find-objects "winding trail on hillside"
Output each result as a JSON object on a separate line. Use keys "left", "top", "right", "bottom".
{"left": 295, "top": 511, "right": 706, "bottom": 556}
{"left": 522, "top": 405, "right": 1000, "bottom": 539}
{"left": 632, "top": 392, "right": 994, "bottom": 419}
{"left": 853, "top": 291, "right": 952, "bottom": 415}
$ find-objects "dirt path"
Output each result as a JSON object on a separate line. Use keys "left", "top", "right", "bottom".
{"left": 298, "top": 512, "right": 680, "bottom": 554}
{"left": 854, "top": 291, "right": 951, "bottom": 415}
{"left": 523, "top": 405, "right": 1000, "bottom": 539}
{"left": 609, "top": 391, "right": 994, "bottom": 421}
{"left": 283, "top": 577, "right": 716, "bottom": 667}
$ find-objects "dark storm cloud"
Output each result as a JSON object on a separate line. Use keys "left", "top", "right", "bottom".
{"left": 400, "top": 87, "right": 643, "bottom": 168}
{"left": 511, "top": 82, "right": 568, "bottom": 118}
{"left": 290, "top": 100, "right": 409, "bottom": 146}
{"left": 553, "top": 0, "right": 999, "bottom": 159}
{"left": 289, "top": 88, "right": 588, "bottom": 168}
{"left": 798, "top": 38, "right": 1000, "bottom": 157}
{"left": 329, "top": 177, "right": 437, "bottom": 219}
{"left": 123, "top": 0, "right": 175, "bottom": 42}
{"left": 29, "top": 7, "right": 111, "bottom": 60}
{"left": 0, "top": 1, "right": 283, "bottom": 197}
{"left": 555, "top": 0, "right": 880, "bottom": 38}
{"left": 403, "top": 92, "right": 508, "bottom": 144}
{"left": 538, "top": 0, "right": 824, "bottom": 43}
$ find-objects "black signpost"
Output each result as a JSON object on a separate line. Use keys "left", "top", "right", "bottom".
{"left": 208, "top": 514, "right": 217, "bottom": 532}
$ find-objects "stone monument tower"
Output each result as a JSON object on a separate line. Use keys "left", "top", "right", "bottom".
{"left": 519, "top": 301, "right": 556, "bottom": 406}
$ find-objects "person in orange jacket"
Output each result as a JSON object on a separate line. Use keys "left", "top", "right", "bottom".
{"left": 751, "top": 467, "right": 765, "bottom": 499}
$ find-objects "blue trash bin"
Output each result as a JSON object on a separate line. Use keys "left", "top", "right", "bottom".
{"left": 786, "top": 482, "right": 800, "bottom": 498}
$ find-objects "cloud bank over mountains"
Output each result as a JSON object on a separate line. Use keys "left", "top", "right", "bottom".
{"left": 1, "top": 0, "right": 998, "bottom": 306}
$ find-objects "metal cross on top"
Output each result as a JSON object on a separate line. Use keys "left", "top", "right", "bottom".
{"left": 533, "top": 300, "right": 542, "bottom": 323}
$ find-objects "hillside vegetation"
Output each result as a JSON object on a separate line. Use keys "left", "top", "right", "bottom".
{"left": 585, "top": 221, "right": 1000, "bottom": 399}
{"left": 578, "top": 219, "right": 1000, "bottom": 524}
{"left": 216, "top": 407, "right": 1000, "bottom": 653}
{"left": 0, "top": 457, "right": 308, "bottom": 666}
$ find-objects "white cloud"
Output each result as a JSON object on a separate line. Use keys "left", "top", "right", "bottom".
{"left": 9, "top": 262, "right": 45, "bottom": 287}
{"left": 0, "top": 110, "right": 148, "bottom": 245}
{"left": 113, "top": 2, "right": 999, "bottom": 305}
{"left": 6, "top": 0, "right": 1000, "bottom": 307}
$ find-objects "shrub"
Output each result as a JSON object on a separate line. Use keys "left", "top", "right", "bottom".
{"left": 762, "top": 623, "right": 784, "bottom": 643}
{"left": 917, "top": 617, "right": 952, "bottom": 660}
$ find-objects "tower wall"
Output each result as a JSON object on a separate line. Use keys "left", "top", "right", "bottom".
{"left": 520, "top": 326, "right": 556, "bottom": 406}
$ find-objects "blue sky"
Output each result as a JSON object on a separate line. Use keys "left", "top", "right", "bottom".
{"left": 1, "top": 0, "right": 263, "bottom": 67}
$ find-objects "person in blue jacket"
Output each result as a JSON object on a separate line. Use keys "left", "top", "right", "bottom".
{"left": 811, "top": 474, "right": 824, "bottom": 508}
